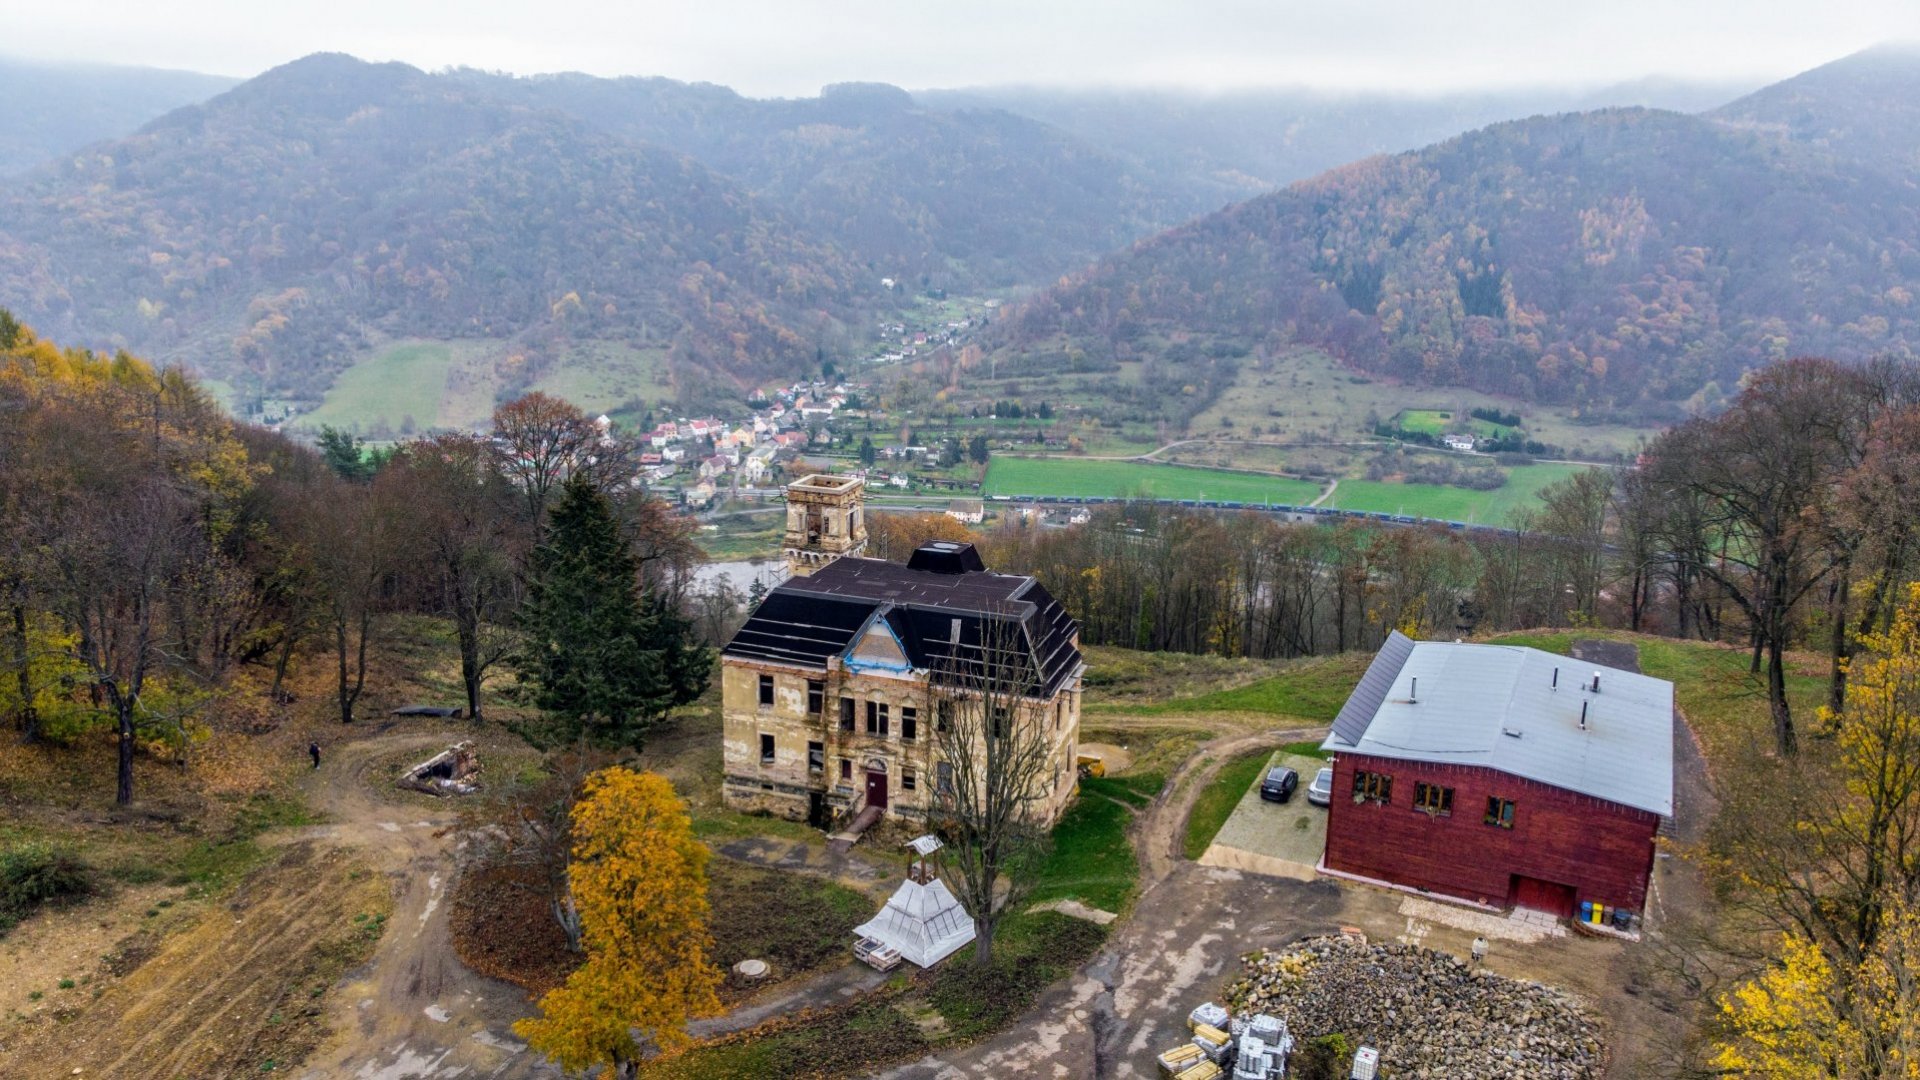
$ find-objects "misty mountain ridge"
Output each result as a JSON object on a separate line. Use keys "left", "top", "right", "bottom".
{"left": 3, "top": 46, "right": 1919, "bottom": 420}
{"left": 997, "top": 44, "right": 1920, "bottom": 419}
{"left": 0, "top": 55, "right": 239, "bottom": 175}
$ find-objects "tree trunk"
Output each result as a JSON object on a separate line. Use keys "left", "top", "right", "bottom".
{"left": 972, "top": 917, "right": 996, "bottom": 966}
{"left": 113, "top": 686, "right": 135, "bottom": 806}
{"left": 1828, "top": 570, "right": 1851, "bottom": 722}
{"left": 1769, "top": 633, "right": 1796, "bottom": 756}
{"left": 335, "top": 614, "right": 353, "bottom": 724}
{"left": 269, "top": 628, "right": 297, "bottom": 704}
{"left": 457, "top": 607, "right": 484, "bottom": 723}
{"left": 11, "top": 605, "right": 38, "bottom": 743}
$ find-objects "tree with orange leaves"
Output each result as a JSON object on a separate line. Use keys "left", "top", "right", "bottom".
{"left": 513, "top": 767, "right": 721, "bottom": 1077}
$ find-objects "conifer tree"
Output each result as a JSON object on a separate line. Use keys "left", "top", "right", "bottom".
{"left": 517, "top": 476, "right": 709, "bottom": 750}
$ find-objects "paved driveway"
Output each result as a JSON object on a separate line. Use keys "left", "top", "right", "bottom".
{"left": 1197, "top": 752, "right": 1330, "bottom": 880}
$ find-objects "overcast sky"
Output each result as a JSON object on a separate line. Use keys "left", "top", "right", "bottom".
{"left": 3, "top": 0, "right": 1917, "bottom": 96}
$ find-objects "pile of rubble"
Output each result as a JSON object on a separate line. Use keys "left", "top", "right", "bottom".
{"left": 1224, "top": 936, "right": 1602, "bottom": 1080}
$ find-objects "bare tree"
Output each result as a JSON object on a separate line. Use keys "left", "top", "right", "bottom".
{"left": 927, "top": 617, "right": 1061, "bottom": 965}
{"left": 392, "top": 434, "right": 526, "bottom": 723}
{"left": 492, "top": 392, "right": 632, "bottom": 526}
{"left": 303, "top": 475, "right": 399, "bottom": 724}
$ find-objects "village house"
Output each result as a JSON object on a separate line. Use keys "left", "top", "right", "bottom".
{"left": 719, "top": 533, "right": 1084, "bottom": 833}
{"left": 744, "top": 445, "right": 777, "bottom": 484}
{"left": 1442, "top": 433, "right": 1477, "bottom": 451}
{"left": 1320, "top": 632, "right": 1674, "bottom": 923}
{"left": 946, "top": 498, "right": 984, "bottom": 524}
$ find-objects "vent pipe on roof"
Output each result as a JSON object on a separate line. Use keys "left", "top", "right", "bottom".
{"left": 1409, "top": 677, "right": 1418, "bottom": 703}
{"left": 1580, "top": 701, "right": 1589, "bottom": 730}
{"left": 1592, "top": 671, "right": 1602, "bottom": 693}
{"left": 1551, "top": 666, "right": 1559, "bottom": 690}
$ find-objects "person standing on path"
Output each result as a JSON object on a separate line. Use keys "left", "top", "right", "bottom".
{"left": 309, "top": 741, "right": 321, "bottom": 769}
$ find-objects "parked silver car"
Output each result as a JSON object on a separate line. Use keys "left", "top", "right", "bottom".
{"left": 1306, "top": 766, "right": 1334, "bottom": 807}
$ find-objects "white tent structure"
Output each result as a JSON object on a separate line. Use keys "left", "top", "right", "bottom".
{"left": 852, "top": 836, "right": 976, "bottom": 968}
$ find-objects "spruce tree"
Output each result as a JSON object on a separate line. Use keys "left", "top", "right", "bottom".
{"left": 517, "top": 476, "right": 710, "bottom": 750}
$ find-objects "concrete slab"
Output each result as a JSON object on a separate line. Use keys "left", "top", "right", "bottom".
{"left": 1198, "top": 752, "right": 1329, "bottom": 879}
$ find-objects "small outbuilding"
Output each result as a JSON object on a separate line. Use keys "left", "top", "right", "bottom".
{"left": 852, "top": 836, "right": 975, "bottom": 968}
{"left": 1320, "top": 632, "right": 1674, "bottom": 922}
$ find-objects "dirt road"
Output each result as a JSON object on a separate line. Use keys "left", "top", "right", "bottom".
{"left": 291, "top": 732, "right": 555, "bottom": 1080}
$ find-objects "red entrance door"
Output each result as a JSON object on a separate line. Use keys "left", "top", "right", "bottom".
{"left": 1510, "top": 875, "right": 1577, "bottom": 919}
{"left": 865, "top": 768, "right": 888, "bottom": 810}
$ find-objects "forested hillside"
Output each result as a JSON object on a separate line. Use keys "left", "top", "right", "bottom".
{"left": 453, "top": 73, "right": 1181, "bottom": 288}
{"left": 0, "top": 57, "right": 236, "bottom": 175}
{"left": 0, "top": 55, "right": 863, "bottom": 402}
{"left": 997, "top": 48, "right": 1920, "bottom": 419}
{"left": 1713, "top": 42, "right": 1920, "bottom": 171}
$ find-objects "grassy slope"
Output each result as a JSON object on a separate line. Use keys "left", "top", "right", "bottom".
{"left": 1324, "top": 462, "right": 1593, "bottom": 524}
{"left": 1108, "top": 651, "right": 1370, "bottom": 721}
{"left": 294, "top": 341, "right": 462, "bottom": 434}
{"left": 983, "top": 456, "right": 1321, "bottom": 503}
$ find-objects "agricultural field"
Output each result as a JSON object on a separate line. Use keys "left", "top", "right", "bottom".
{"left": 982, "top": 456, "right": 1322, "bottom": 504}
{"left": 292, "top": 340, "right": 498, "bottom": 435}
{"left": 1322, "top": 461, "right": 1594, "bottom": 524}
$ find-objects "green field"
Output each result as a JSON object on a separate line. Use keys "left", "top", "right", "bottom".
{"left": 983, "top": 457, "right": 1322, "bottom": 504}
{"left": 294, "top": 341, "right": 476, "bottom": 434}
{"left": 1323, "top": 462, "right": 1593, "bottom": 524}
{"left": 1393, "top": 409, "right": 1516, "bottom": 439}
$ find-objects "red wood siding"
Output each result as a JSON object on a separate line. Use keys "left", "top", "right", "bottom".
{"left": 1323, "top": 752, "right": 1660, "bottom": 912}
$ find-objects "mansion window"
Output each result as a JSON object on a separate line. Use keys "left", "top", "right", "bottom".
{"left": 901, "top": 706, "right": 918, "bottom": 741}
{"left": 808, "top": 741, "right": 824, "bottom": 775}
{"left": 1484, "top": 797, "right": 1516, "bottom": 829}
{"left": 841, "top": 759, "right": 852, "bottom": 781}
{"left": 902, "top": 769, "right": 917, "bottom": 791}
{"left": 807, "top": 680, "right": 824, "bottom": 715}
{"left": 1413, "top": 782, "right": 1454, "bottom": 816}
{"left": 937, "top": 701, "right": 954, "bottom": 732}
{"left": 760, "top": 733, "right": 775, "bottom": 765}
{"left": 840, "top": 697, "right": 855, "bottom": 733}
{"left": 990, "top": 706, "right": 1010, "bottom": 740}
{"left": 937, "top": 761, "right": 954, "bottom": 794}
{"left": 867, "top": 701, "right": 889, "bottom": 737}
{"left": 758, "top": 674, "right": 774, "bottom": 707}
{"left": 1352, "top": 770, "right": 1393, "bottom": 804}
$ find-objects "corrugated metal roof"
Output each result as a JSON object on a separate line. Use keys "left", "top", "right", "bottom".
{"left": 1331, "top": 630, "right": 1416, "bottom": 746}
{"left": 1321, "top": 639, "right": 1674, "bottom": 816}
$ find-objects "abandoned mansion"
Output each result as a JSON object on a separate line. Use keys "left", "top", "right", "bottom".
{"left": 719, "top": 475, "right": 1085, "bottom": 830}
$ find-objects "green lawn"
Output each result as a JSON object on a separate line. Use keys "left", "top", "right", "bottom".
{"left": 1393, "top": 409, "right": 1517, "bottom": 439}
{"left": 1324, "top": 462, "right": 1594, "bottom": 524}
{"left": 1026, "top": 774, "right": 1151, "bottom": 913}
{"left": 983, "top": 457, "right": 1321, "bottom": 505}
{"left": 1182, "top": 749, "right": 1278, "bottom": 859}
{"left": 294, "top": 342, "right": 461, "bottom": 435}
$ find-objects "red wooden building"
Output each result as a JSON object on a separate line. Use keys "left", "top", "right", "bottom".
{"left": 1320, "top": 633, "right": 1674, "bottom": 919}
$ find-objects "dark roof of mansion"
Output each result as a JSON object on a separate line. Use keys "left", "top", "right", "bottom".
{"left": 722, "top": 547, "right": 1082, "bottom": 698}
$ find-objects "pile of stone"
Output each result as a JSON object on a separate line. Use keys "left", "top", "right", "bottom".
{"left": 1224, "top": 936, "right": 1603, "bottom": 1080}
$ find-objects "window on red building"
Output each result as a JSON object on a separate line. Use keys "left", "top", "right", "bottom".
{"left": 1484, "top": 797, "right": 1515, "bottom": 828}
{"left": 1413, "top": 782, "right": 1453, "bottom": 816}
{"left": 1352, "top": 770, "right": 1393, "bottom": 803}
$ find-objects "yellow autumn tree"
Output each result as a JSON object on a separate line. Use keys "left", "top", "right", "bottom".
{"left": 1716, "top": 583, "right": 1920, "bottom": 1076}
{"left": 513, "top": 767, "right": 721, "bottom": 1077}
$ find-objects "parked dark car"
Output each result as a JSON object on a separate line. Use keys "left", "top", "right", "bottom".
{"left": 1259, "top": 766, "right": 1299, "bottom": 803}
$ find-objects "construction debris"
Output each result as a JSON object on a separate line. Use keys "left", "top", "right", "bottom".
{"left": 397, "top": 741, "right": 482, "bottom": 796}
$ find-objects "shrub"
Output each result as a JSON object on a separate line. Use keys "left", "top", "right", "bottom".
{"left": 0, "top": 844, "right": 96, "bottom": 935}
